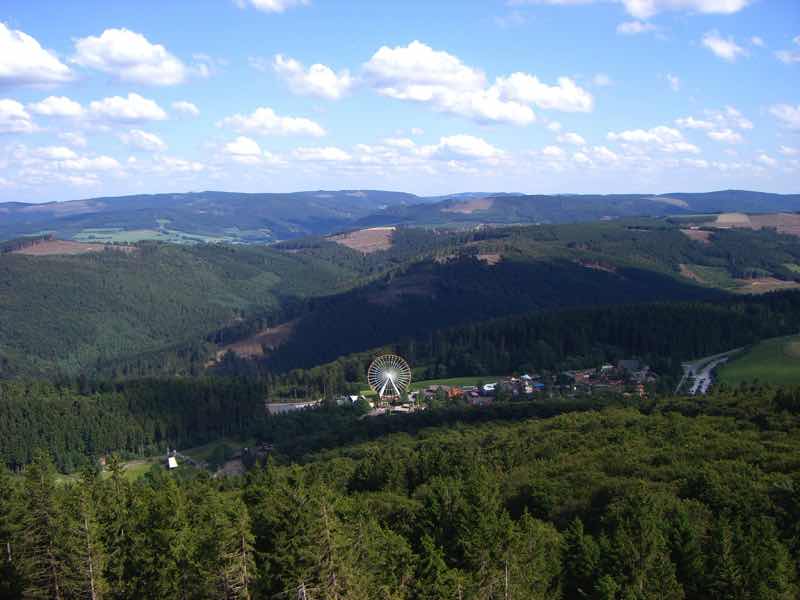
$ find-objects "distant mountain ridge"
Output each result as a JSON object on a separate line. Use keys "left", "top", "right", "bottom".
{"left": 1, "top": 188, "right": 798, "bottom": 243}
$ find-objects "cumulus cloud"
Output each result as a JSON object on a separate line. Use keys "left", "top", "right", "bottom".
{"left": 172, "top": 100, "right": 200, "bottom": 116}
{"left": 272, "top": 54, "right": 354, "bottom": 100}
{"left": 512, "top": 0, "right": 750, "bottom": 20}
{"left": 750, "top": 36, "right": 765, "bottom": 47}
{"left": 607, "top": 125, "right": 699, "bottom": 153}
{"left": 293, "top": 146, "right": 352, "bottom": 161}
{"left": 616, "top": 21, "right": 657, "bottom": 35}
{"left": 0, "top": 22, "right": 73, "bottom": 86}
{"left": 770, "top": 104, "right": 800, "bottom": 130}
{"left": 217, "top": 106, "right": 325, "bottom": 137}
{"left": 675, "top": 116, "right": 713, "bottom": 129}
{"left": 779, "top": 145, "right": 799, "bottom": 156}
{"left": 757, "top": 153, "right": 777, "bottom": 167}
{"left": 121, "top": 129, "right": 167, "bottom": 152}
{"left": 419, "top": 135, "right": 504, "bottom": 160}
{"left": 0, "top": 99, "right": 36, "bottom": 133}
{"left": 72, "top": 28, "right": 187, "bottom": 85}
{"left": 363, "top": 41, "right": 592, "bottom": 126}
{"left": 707, "top": 128, "right": 742, "bottom": 143}
{"left": 89, "top": 93, "right": 168, "bottom": 122}
{"left": 223, "top": 136, "right": 265, "bottom": 164}
{"left": 234, "top": 0, "right": 309, "bottom": 13}
{"left": 701, "top": 30, "right": 747, "bottom": 62}
{"left": 541, "top": 145, "right": 566, "bottom": 158}
{"left": 33, "top": 146, "right": 78, "bottom": 160}
{"left": 28, "top": 96, "right": 84, "bottom": 118}
{"left": 558, "top": 132, "right": 586, "bottom": 145}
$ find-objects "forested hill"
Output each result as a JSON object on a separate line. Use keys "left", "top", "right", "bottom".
{"left": 2, "top": 188, "right": 799, "bottom": 243}
{"left": 3, "top": 218, "right": 800, "bottom": 379}
{"left": 356, "top": 189, "right": 800, "bottom": 228}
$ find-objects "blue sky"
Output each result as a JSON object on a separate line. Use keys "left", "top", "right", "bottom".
{"left": 0, "top": 0, "right": 798, "bottom": 202}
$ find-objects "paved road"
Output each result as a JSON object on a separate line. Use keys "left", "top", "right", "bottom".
{"left": 676, "top": 348, "right": 743, "bottom": 395}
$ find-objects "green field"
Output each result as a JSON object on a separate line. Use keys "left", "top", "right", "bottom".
{"left": 74, "top": 227, "right": 233, "bottom": 244}
{"left": 717, "top": 335, "right": 800, "bottom": 386}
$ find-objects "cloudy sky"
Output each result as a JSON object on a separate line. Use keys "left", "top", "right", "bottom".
{"left": 0, "top": 0, "right": 798, "bottom": 202}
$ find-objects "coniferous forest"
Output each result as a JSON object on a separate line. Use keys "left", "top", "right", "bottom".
{"left": 1, "top": 386, "right": 799, "bottom": 598}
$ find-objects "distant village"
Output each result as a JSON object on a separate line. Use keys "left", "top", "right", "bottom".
{"left": 267, "top": 359, "right": 658, "bottom": 417}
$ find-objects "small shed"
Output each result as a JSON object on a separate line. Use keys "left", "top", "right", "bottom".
{"left": 167, "top": 456, "right": 178, "bottom": 469}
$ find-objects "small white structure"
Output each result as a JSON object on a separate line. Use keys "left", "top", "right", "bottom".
{"left": 167, "top": 456, "right": 178, "bottom": 469}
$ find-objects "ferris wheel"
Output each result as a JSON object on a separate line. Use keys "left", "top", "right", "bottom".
{"left": 367, "top": 354, "right": 412, "bottom": 402}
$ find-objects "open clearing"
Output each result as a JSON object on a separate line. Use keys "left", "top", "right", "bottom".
{"left": 12, "top": 239, "right": 136, "bottom": 256}
{"left": 329, "top": 227, "right": 395, "bottom": 253}
{"left": 212, "top": 320, "right": 296, "bottom": 361}
{"left": 717, "top": 335, "right": 800, "bottom": 386}
{"left": 713, "top": 212, "right": 800, "bottom": 237}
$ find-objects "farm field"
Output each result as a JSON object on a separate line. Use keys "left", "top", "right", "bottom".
{"left": 717, "top": 334, "right": 800, "bottom": 386}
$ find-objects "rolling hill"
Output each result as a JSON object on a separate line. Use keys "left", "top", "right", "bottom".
{"left": 1, "top": 189, "right": 799, "bottom": 244}
{"left": 3, "top": 216, "right": 800, "bottom": 378}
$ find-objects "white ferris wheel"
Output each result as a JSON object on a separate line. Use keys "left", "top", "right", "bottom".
{"left": 367, "top": 354, "right": 412, "bottom": 402}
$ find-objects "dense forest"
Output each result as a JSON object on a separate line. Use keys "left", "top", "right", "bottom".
{"left": 3, "top": 219, "right": 800, "bottom": 379}
{"left": 229, "top": 291, "right": 800, "bottom": 397}
{"left": 1, "top": 386, "right": 799, "bottom": 598}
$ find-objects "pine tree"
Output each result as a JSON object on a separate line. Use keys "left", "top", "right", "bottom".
{"left": 218, "top": 496, "right": 256, "bottom": 600}
{"left": 17, "top": 451, "right": 70, "bottom": 599}
{"left": 0, "top": 464, "right": 23, "bottom": 599}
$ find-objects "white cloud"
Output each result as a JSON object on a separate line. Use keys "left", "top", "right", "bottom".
{"left": 770, "top": 104, "right": 800, "bottom": 130}
{"left": 33, "top": 146, "right": 78, "bottom": 160}
{"left": 607, "top": 125, "right": 699, "bottom": 153}
{"left": 293, "top": 146, "right": 352, "bottom": 161}
{"left": 363, "top": 41, "right": 592, "bottom": 126}
{"left": 0, "top": 22, "right": 73, "bottom": 86}
{"left": 666, "top": 73, "right": 680, "bottom": 92}
{"left": 512, "top": 0, "right": 750, "bottom": 20}
{"left": 775, "top": 35, "right": 800, "bottom": 64}
{"left": 89, "top": 93, "right": 168, "bottom": 122}
{"left": 221, "top": 136, "right": 285, "bottom": 166}
{"left": 419, "top": 134, "right": 503, "bottom": 160}
{"left": 494, "top": 72, "right": 594, "bottom": 112}
{"left": 675, "top": 116, "right": 713, "bottom": 129}
{"left": 750, "top": 36, "right": 765, "bottom": 47}
{"left": 59, "top": 155, "right": 121, "bottom": 172}
{"left": 272, "top": 54, "right": 354, "bottom": 100}
{"left": 58, "top": 132, "right": 87, "bottom": 148}
{"left": 217, "top": 106, "right": 325, "bottom": 137}
{"left": 121, "top": 129, "right": 167, "bottom": 152}
{"left": 616, "top": 21, "right": 657, "bottom": 35}
{"left": 410, "top": 127, "right": 425, "bottom": 136}
{"left": 72, "top": 28, "right": 187, "bottom": 85}
{"left": 608, "top": 126, "right": 683, "bottom": 144}
{"left": 593, "top": 73, "right": 612, "bottom": 86}
{"left": 779, "top": 145, "right": 798, "bottom": 156}
{"left": 707, "top": 128, "right": 742, "bottom": 143}
{"left": 0, "top": 99, "right": 36, "bottom": 133}
{"left": 592, "top": 145, "right": 620, "bottom": 162}
{"left": 546, "top": 121, "right": 562, "bottom": 132}
{"left": 541, "top": 145, "right": 566, "bottom": 158}
{"left": 235, "top": 0, "right": 309, "bottom": 13}
{"left": 572, "top": 152, "right": 591, "bottom": 164}
{"left": 558, "top": 132, "right": 586, "bottom": 145}
{"left": 172, "top": 100, "right": 199, "bottom": 117}
{"left": 701, "top": 30, "right": 747, "bottom": 62}
{"left": 28, "top": 96, "right": 83, "bottom": 118}
{"left": 757, "top": 153, "right": 777, "bottom": 167}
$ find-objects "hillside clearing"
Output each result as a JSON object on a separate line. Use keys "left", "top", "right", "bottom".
{"left": 329, "top": 227, "right": 395, "bottom": 253}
